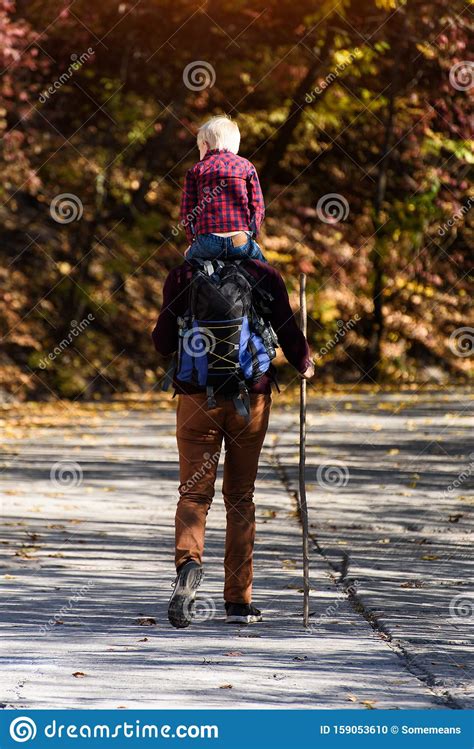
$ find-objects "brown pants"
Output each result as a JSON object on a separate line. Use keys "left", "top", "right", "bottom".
{"left": 175, "top": 392, "right": 271, "bottom": 604}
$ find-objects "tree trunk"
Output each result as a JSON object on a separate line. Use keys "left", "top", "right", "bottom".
{"left": 131, "top": 100, "right": 185, "bottom": 215}
{"left": 366, "top": 83, "right": 396, "bottom": 380}
{"left": 259, "top": 34, "right": 334, "bottom": 197}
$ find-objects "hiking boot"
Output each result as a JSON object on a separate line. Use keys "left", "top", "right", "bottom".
{"left": 168, "top": 560, "right": 203, "bottom": 629}
{"left": 225, "top": 602, "right": 263, "bottom": 624}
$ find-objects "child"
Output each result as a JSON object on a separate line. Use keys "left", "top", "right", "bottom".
{"left": 179, "top": 115, "right": 267, "bottom": 262}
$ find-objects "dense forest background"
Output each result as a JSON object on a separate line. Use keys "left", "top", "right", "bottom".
{"left": 0, "top": 0, "right": 472, "bottom": 401}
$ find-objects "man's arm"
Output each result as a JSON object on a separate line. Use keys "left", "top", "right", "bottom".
{"left": 179, "top": 168, "right": 198, "bottom": 244}
{"left": 266, "top": 268, "right": 313, "bottom": 376}
{"left": 151, "top": 271, "right": 180, "bottom": 357}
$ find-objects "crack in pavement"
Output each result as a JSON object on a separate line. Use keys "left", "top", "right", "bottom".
{"left": 271, "top": 435, "right": 463, "bottom": 709}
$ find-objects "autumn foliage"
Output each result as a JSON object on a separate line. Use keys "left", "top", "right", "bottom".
{"left": 0, "top": 0, "right": 472, "bottom": 400}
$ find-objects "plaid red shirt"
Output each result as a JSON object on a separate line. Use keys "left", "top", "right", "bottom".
{"left": 179, "top": 149, "right": 265, "bottom": 243}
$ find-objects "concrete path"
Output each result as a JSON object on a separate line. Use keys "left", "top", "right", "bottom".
{"left": 0, "top": 389, "right": 472, "bottom": 709}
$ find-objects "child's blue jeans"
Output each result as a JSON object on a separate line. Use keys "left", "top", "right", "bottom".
{"left": 186, "top": 233, "right": 267, "bottom": 262}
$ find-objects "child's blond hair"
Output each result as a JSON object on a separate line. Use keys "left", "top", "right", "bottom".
{"left": 197, "top": 115, "right": 240, "bottom": 155}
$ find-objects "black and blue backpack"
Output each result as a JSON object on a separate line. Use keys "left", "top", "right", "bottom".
{"left": 175, "top": 259, "right": 279, "bottom": 418}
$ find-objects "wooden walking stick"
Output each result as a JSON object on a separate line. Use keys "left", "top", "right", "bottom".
{"left": 299, "top": 273, "right": 310, "bottom": 627}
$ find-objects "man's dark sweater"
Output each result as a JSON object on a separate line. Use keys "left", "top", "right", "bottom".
{"left": 151, "top": 260, "right": 311, "bottom": 394}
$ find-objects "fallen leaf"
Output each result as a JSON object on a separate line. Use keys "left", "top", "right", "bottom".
{"left": 14, "top": 547, "right": 39, "bottom": 559}
{"left": 219, "top": 684, "right": 233, "bottom": 689}
{"left": 135, "top": 617, "right": 156, "bottom": 626}
{"left": 72, "top": 672, "right": 86, "bottom": 678}
{"left": 410, "top": 473, "right": 420, "bottom": 488}
{"left": 361, "top": 700, "right": 377, "bottom": 709}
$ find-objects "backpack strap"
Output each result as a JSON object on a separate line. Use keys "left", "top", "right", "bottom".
{"left": 232, "top": 383, "right": 250, "bottom": 421}
{"left": 188, "top": 257, "right": 213, "bottom": 273}
{"left": 235, "top": 262, "right": 274, "bottom": 307}
{"left": 161, "top": 354, "right": 176, "bottom": 392}
{"left": 268, "top": 365, "right": 281, "bottom": 393}
{"left": 206, "top": 385, "right": 217, "bottom": 409}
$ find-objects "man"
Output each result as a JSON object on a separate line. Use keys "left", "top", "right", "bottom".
{"left": 152, "top": 260, "right": 313, "bottom": 628}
